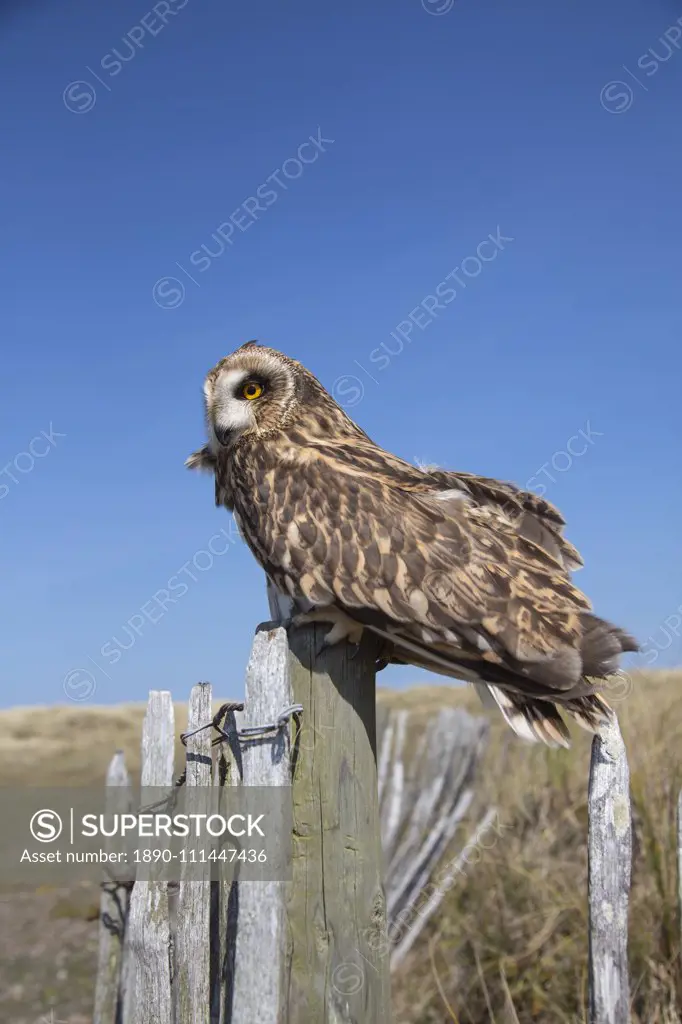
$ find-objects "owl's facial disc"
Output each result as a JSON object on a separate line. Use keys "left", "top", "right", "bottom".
{"left": 209, "top": 368, "right": 263, "bottom": 447}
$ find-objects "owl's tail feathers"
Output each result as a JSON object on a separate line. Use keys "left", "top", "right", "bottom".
{"left": 580, "top": 613, "right": 639, "bottom": 676}
{"left": 479, "top": 685, "right": 614, "bottom": 748}
{"left": 479, "top": 685, "right": 571, "bottom": 748}
{"left": 484, "top": 614, "right": 636, "bottom": 746}
{"left": 563, "top": 692, "right": 615, "bottom": 733}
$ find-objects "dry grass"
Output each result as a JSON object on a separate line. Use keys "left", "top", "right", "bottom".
{"left": 0, "top": 700, "right": 215, "bottom": 786}
{"left": 1, "top": 670, "right": 680, "bottom": 1023}
{"left": 387, "top": 670, "right": 682, "bottom": 1024}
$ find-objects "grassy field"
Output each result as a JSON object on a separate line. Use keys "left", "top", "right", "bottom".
{"left": 1, "top": 669, "right": 680, "bottom": 1023}
{"left": 387, "top": 670, "right": 682, "bottom": 1024}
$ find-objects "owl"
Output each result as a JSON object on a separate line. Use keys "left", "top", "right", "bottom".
{"left": 187, "top": 341, "right": 637, "bottom": 747}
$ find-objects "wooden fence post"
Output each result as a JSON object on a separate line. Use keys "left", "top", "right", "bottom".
{"left": 211, "top": 704, "right": 243, "bottom": 1024}
{"left": 125, "top": 690, "right": 175, "bottom": 1024}
{"left": 94, "top": 750, "right": 132, "bottom": 1024}
{"left": 176, "top": 682, "right": 213, "bottom": 1024}
{"left": 230, "top": 626, "right": 294, "bottom": 1024}
{"left": 381, "top": 708, "right": 490, "bottom": 972}
{"left": 285, "top": 624, "right": 392, "bottom": 1024}
{"left": 587, "top": 716, "right": 632, "bottom": 1024}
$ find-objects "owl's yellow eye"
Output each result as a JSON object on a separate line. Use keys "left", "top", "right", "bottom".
{"left": 242, "top": 381, "right": 263, "bottom": 401}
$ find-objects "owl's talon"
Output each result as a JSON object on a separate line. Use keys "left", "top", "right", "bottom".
{"left": 291, "top": 608, "right": 364, "bottom": 649}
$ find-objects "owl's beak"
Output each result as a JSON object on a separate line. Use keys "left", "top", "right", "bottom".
{"left": 212, "top": 423, "right": 233, "bottom": 447}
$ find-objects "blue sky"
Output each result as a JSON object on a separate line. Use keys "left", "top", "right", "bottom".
{"left": 1, "top": 0, "right": 681, "bottom": 709}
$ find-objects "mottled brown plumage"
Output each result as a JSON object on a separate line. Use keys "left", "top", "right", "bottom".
{"left": 187, "top": 341, "right": 638, "bottom": 747}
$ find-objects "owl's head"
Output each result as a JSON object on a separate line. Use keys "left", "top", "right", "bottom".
{"left": 186, "top": 341, "right": 339, "bottom": 472}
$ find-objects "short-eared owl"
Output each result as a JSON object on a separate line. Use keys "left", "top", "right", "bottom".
{"left": 187, "top": 341, "right": 637, "bottom": 747}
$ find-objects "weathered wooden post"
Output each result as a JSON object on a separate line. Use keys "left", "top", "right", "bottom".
{"left": 125, "top": 690, "right": 175, "bottom": 1024}
{"left": 285, "top": 624, "right": 392, "bottom": 1024}
{"left": 377, "top": 705, "right": 490, "bottom": 972}
{"left": 228, "top": 619, "right": 391, "bottom": 1022}
{"left": 211, "top": 702, "right": 243, "bottom": 1024}
{"left": 176, "top": 682, "right": 213, "bottom": 1024}
{"left": 587, "top": 716, "right": 632, "bottom": 1024}
{"left": 94, "top": 750, "right": 132, "bottom": 1024}
{"left": 230, "top": 627, "right": 295, "bottom": 1023}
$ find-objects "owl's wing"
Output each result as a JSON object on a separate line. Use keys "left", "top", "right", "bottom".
{"left": 421, "top": 467, "right": 584, "bottom": 572}
{"left": 282, "top": 439, "right": 582, "bottom": 571}
{"left": 260, "top": 439, "right": 597, "bottom": 695}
